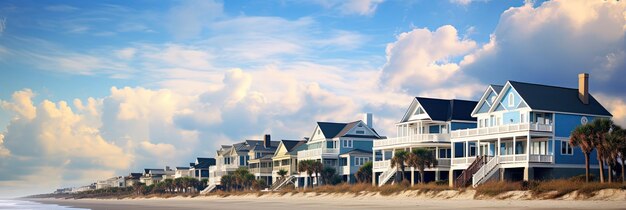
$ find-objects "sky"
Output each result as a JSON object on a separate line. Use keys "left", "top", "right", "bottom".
{"left": 0, "top": 0, "right": 625, "bottom": 197}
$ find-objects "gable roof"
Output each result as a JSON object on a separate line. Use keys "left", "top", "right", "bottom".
{"left": 317, "top": 122, "right": 349, "bottom": 138}
{"left": 191, "top": 157, "right": 216, "bottom": 169}
{"left": 281, "top": 140, "right": 307, "bottom": 152}
{"left": 491, "top": 85, "right": 504, "bottom": 94}
{"left": 415, "top": 97, "right": 478, "bottom": 121}
{"left": 507, "top": 81, "right": 612, "bottom": 116}
{"left": 316, "top": 121, "right": 382, "bottom": 139}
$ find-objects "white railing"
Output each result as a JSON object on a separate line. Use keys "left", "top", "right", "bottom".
{"left": 200, "top": 184, "right": 217, "bottom": 195}
{"left": 528, "top": 154, "right": 553, "bottom": 163}
{"left": 452, "top": 157, "right": 477, "bottom": 165}
{"left": 297, "top": 148, "right": 339, "bottom": 160}
{"left": 499, "top": 154, "right": 528, "bottom": 163}
{"left": 340, "top": 165, "right": 351, "bottom": 175}
{"left": 374, "top": 134, "right": 450, "bottom": 147}
{"left": 451, "top": 123, "right": 553, "bottom": 138}
{"left": 437, "top": 159, "right": 451, "bottom": 167}
{"left": 373, "top": 160, "right": 391, "bottom": 170}
{"left": 378, "top": 166, "right": 397, "bottom": 187}
{"left": 472, "top": 157, "right": 500, "bottom": 187}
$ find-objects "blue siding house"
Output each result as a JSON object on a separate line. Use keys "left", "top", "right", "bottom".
{"left": 450, "top": 73, "right": 612, "bottom": 187}
{"left": 296, "top": 114, "right": 384, "bottom": 186}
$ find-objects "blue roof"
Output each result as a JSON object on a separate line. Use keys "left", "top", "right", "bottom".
{"left": 317, "top": 122, "right": 349, "bottom": 138}
{"left": 415, "top": 97, "right": 478, "bottom": 121}
{"left": 508, "top": 81, "right": 612, "bottom": 117}
{"left": 490, "top": 85, "right": 504, "bottom": 94}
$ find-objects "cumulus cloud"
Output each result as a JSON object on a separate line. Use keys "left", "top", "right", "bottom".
{"left": 0, "top": 90, "right": 134, "bottom": 196}
{"left": 460, "top": 0, "right": 626, "bottom": 96}
{"left": 380, "top": 25, "right": 478, "bottom": 93}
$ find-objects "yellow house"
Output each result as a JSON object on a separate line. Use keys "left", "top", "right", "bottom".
{"left": 271, "top": 139, "right": 307, "bottom": 187}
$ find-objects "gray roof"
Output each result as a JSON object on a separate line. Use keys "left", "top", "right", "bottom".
{"left": 281, "top": 140, "right": 307, "bottom": 152}
{"left": 415, "top": 97, "right": 478, "bottom": 121}
{"left": 509, "top": 81, "right": 612, "bottom": 116}
{"left": 317, "top": 121, "right": 381, "bottom": 139}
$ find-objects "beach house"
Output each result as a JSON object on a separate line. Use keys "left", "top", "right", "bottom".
{"left": 296, "top": 114, "right": 384, "bottom": 187}
{"left": 189, "top": 157, "right": 216, "bottom": 181}
{"left": 269, "top": 139, "right": 307, "bottom": 190}
{"left": 207, "top": 135, "right": 278, "bottom": 191}
{"left": 450, "top": 74, "right": 612, "bottom": 187}
{"left": 372, "top": 97, "right": 478, "bottom": 186}
{"left": 247, "top": 135, "right": 280, "bottom": 185}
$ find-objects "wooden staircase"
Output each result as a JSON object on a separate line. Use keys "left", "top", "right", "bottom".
{"left": 454, "top": 156, "right": 486, "bottom": 188}
{"left": 270, "top": 175, "right": 296, "bottom": 191}
{"left": 378, "top": 166, "right": 397, "bottom": 187}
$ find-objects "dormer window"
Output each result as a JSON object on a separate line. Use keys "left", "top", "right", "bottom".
{"left": 356, "top": 130, "right": 365, "bottom": 134}
{"left": 508, "top": 93, "right": 514, "bottom": 107}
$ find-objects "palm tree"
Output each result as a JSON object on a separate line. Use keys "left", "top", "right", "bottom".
{"left": 390, "top": 150, "right": 409, "bottom": 182}
{"left": 570, "top": 124, "right": 595, "bottom": 182}
{"left": 605, "top": 126, "right": 624, "bottom": 183}
{"left": 277, "top": 169, "right": 288, "bottom": 179}
{"left": 220, "top": 174, "right": 233, "bottom": 191}
{"left": 355, "top": 161, "right": 373, "bottom": 183}
{"left": 591, "top": 118, "right": 615, "bottom": 183}
{"left": 298, "top": 160, "right": 313, "bottom": 188}
{"left": 312, "top": 161, "right": 324, "bottom": 186}
{"left": 244, "top": 173, "right": 255, "bottom": 190}
{"left": 407, "top": 148, "right": 438, "bottom": 185}
{"left": 321, "top": 166, "right": 336, "bottom": 185}
{"left": 620, "top": 132, "right": 626, "bottom": 183}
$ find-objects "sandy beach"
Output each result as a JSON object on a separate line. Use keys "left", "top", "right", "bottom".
{"left": 29, "top": 191, "right": 626, "bottom": 210}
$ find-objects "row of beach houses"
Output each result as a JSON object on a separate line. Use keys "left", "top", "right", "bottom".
{"left": 62, "top": 73, "right": 612, "bottom": 194}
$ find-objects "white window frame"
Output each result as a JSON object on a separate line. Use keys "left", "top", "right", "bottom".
{"left": 343, "top": 139, "right": 353, "bottom": 148}
{"left": 508, "top": 93, "right": 514, "bottom": 107}
{"left": 355, "top": 130, "right": 365, "bottom": 134}
{"left": 561, "top": 140, "right": 573, "bottom": 155}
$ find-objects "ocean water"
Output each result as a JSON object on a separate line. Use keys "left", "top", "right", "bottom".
{"left": 0, "top": 199, "right": 88, "bottom": 210}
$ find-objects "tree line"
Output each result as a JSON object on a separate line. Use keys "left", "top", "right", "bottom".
{"left": 570, "top": 118, "right": 626, "bottom": 183}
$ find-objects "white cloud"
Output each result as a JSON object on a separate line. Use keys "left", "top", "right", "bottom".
{"left": 0, "top": 17, "right": 5, "bottom": 35}
{"left": 380, "top": 25, "right": 478, "bottom": 92}
{"left": 115, "top": 47, "right": 136, "bottom": 60}
{"left": 45, "top": 5, "right": 79, "bottom": 12}
{"left": 166, "top": 0, "right": 223, "bottom": 39}
{"left": 314, "top": 0, "right": 385, "bottom": 16}
{"left": 460, "top": 0, "right": 626, "bottom": 97}
{"left": 595, "top": 94, "right": 626, "bottom": 127}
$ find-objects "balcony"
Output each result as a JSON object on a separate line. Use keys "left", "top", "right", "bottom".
{"left": 452, "top": 154, "right": 553, "bottom": 166}
{"left": 451, "top": 123, "right": 552, "bottom": 139}
{"left": 249, "top": 167, "right": 273, "bottom": 174}
{"left": 373, "top": 134, "right": 451, "bottom": 148}
{"left": 373, "top": 160, "right": 390, "bottom": 170}
{"left": 297, "top": 148, "right": 339, "bottom": 160}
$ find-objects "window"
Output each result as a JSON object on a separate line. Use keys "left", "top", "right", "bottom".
{"left": 317, "top": 130, "right": 321, "bottom": 135}
{"left": 354, "top": 157, "right": 370, "bottom": 166}
{"left": 490, "top": 96, "right": 497, "bottom": 103}
{"left": 508, "top": 93, "right": 514, "bottom": 107}
{"left": 416, "top": 107, "right": 425, "bottom": 115}
{"left": 521, "top": 113, "right": 526, "bottom": 123}
{"left": 343, "top": 139, "right": 353, "bottom": 148}
{"left": 439, "top": 148, "right": 451, "bottom": 158}
{"left": 356, "top": 130, "right": 365, "bottom": 134}
{"left": 561, "top": 141, "right": 573, "bottom": 155}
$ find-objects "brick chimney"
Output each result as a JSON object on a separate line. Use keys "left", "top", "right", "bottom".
{"left": 264, "top": 134, "right": 271, "bottom": 148}
{"left": 578, "top": 73, "right": 589, "bottom": 105}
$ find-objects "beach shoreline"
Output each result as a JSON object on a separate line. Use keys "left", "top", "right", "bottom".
{"left": 24, "top": 189, "right": 626, "bottom": 210}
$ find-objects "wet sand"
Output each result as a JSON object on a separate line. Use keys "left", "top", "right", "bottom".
{"left": 30, "top": 197, "right": 626, "bottom": 210}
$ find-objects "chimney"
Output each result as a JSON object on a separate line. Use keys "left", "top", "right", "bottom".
{"left": 364, "top": 113, "right": 373, "bottom": 129}
{"left": 578, "top": 73, "right": 589, "bottom": 104}
{"left": 264, "top": 134, "right": 271, "bottom": 148}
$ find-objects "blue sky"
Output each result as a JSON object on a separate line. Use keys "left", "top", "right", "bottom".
{"left": 0, "top": 0, "right": 625, "bottom": 197}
